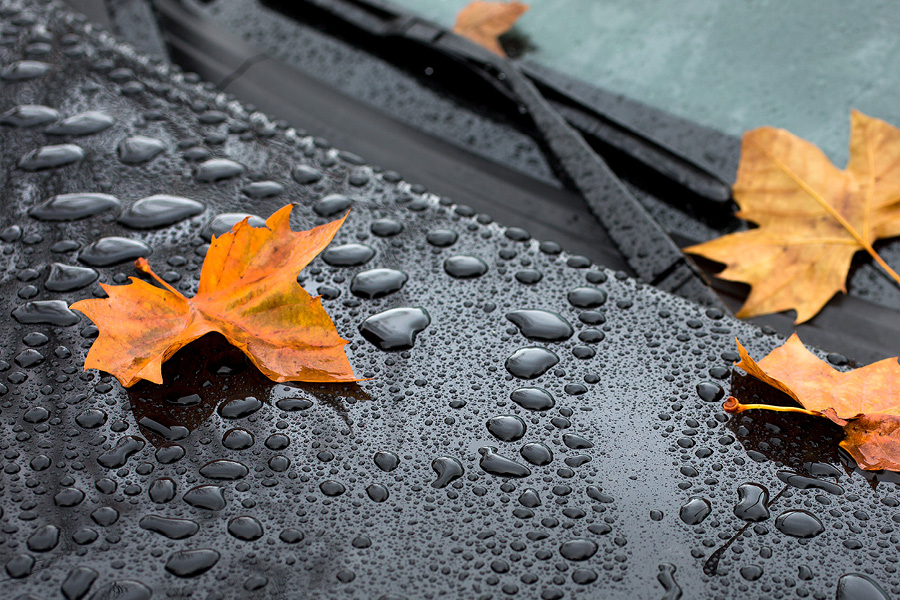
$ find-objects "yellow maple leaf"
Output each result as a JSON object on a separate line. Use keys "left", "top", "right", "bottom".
{"left": 686, "top": 110, "right": 900, "bottom": 323}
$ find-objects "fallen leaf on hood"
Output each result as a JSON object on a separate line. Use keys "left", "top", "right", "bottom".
{"left": 686, "top": 111, "right": 900, "bottom": 323}
{"left": 724, "top": 334, "right": 900, "bottom": 471}
{"left": 453, "top": 1, "right": 529, "bottom": 57}
{"left": 71, "top": 204, "right": 357, "bottom": 387}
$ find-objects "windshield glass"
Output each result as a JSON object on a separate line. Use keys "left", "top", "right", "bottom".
{"left": 391, "top": 0, "right": 900, "bottom": 164}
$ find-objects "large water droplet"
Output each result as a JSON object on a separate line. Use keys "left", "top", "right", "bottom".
{"left": 29, "top": 193, "right": 120, "bottom": 221}
{"left": 359, "top": 307, "right": 430, "bottom": 351}
{"left": 322, "top": 243, "right": 375, "bottom": 267}
{"left": 165, "top": 549, "right": 220, "bottom": 577}
{"left": 836, "top": 574, "right": 891, "bottom": 600}
{"left": 118, "top": 135, "right": 166, "bottom": 165}
{"left": 520, "top": 442, "right": 553, "bottom": 466}
{"left": 0, "top": 104, "right": 58, "bottom": 127}
{"left": 679, "top": 496, "right": 711, "bottom": 525}
{"left": 567, "top": 287, "right": 607, "bottom": 308}
{"left": 13, "top": 301, "right": 80, "bottom": 326}
{"left": 559, "top": 539, "right": 598, "bottom": 561}
{"left": 1, "top": 60, "right": 51, "bottom": 81}
{"left": 45, "top": 263, "right": 98, "bottom": 291}
{"left": 505, "top": 347, "right": 559, "bottom": 379}
{"left": 139, "top": 515, "right": 199, "bottom": 540}
{"left": 486, "top": 415, "right": 526, "bottom": 442}
{"left": 183, "top": 485, "right": 226, "bottom": 510}
{"left": 506, "top": 310, "right": 573, "bottom": 342}
{"left": 313, "top": 194, "right": 353, "bottom": 217}
{"left": 774, "top": 510, "right": 824, "bottom": 538}
{"left": 444, "top": 255, "right": 488, "bottom": 278}
{"left": 478, "top": 446, "right": 531, "bottom": 478}
{"left": 18, "top": 143, "right": 84, "bottom": 170}
{"left": 79, "top": 237, "right": 151, "bottom": 266}
{"left": 734, "top": 483, "right": 770, "bottom": 522}
{"left": 510, "top": 387, "right": 555, "bottom": 411}
{"left": 350, "top": 268, "right": 408, "bottom": 299}
{"left": 46, "top": 111, "right": 114, "bottom": 135}
{"left": 431, "top": 456, "right": 464, "bottom": 488}
{"left": 196, "top": 158, "right": 244, "bottom": 182}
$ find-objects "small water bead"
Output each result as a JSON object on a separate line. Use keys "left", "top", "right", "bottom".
{"left": 371, "top": 219, "right": 403, "bottom": 237}
{"left": 139, "top": 515, "right": 199, "bottom": 540}
{"left": 774, "top": 510, "right": 824, "bottom": 538}
{"left": 0, "top": 104, "right": 58, "bottom": 127}
{"left": 218, "top": 396, "right": 262, "bottom": 419}
{"left": 314, "top": 194, "right": 353, "bottom": 217}
{"left": 165, "top": 549, "right": 220, "bottom": 577}
{"left": 228, "top": 516, "right": 264, "bottom": 541}
{"left": 359, "top": 307, "right": 430, "bottom": 351}
{"left": 322, "top": 243, "right": 375, "bottom": 267}
{"left": 222, "top": 428, "right": 254, "bottom": 450}
{"left": 118, "top": 135, "right": 166, "bottom": 165}
{"left": 567, "top": 287, "right": 606, "bottom": 308}
{"left": 18, "top": 143, "right": 84, "bottom": 170}
{"left": 183, "top": 485, "right": 227, "bottom": 510}
{"left": 1, "top": 60, "right": 51, "bottom": 81}
{"left": 505, "top": 347, "right": 559, "bottom": 379}
{"left": 505, "top": 310, "right": 573, "bottom": 342}
{"left": 241, "top": 181, "right": 284, "bottom": 199}
{"left": 46, "top": 111, "right": 114, "bottom": 135}
{"left": 486, "top": 415, "right": 526, "bottom": 442}
{"left": 199, "top": 460, "right": 249, "bottom": 480}
{"left": 196, "top": 158, "right": 245, "bottom": 182}
{"left": 444, "top": 255, "right": 488, "bottom": 278}
{"left": 205, "top": 213, "right": 266, "bottom": 238}
{"left": 79, "top": 237, "right": 151, "bottom": 266}
{"left": 350, "top": 268, "right": 408, "bottom": 299}
{"left": 510, "top": 387, "right": 554, "bottom": 411}
{"left": 431, "top": 456, "right": 464, "bottom": 488}
{"left": 291, "top": 164, "right": 322, "bottom": 184}
{"left": 478, "top": 446, "right": 532, "bottom": 478}
{"left": 679, "top": 496, "right": 712, "bottom": 525}
{"left": 29, "top": 193, "right": 120, "bottom": 221}
{"left": 45, "top": 263, "right": 98, "bottom": 292}
{"left": 426, "top": 229, "right": 458, "bottom": 247}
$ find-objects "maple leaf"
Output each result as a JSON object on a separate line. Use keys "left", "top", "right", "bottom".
{"left": 686, "top": 110, "right": 900, "bottom": 323}
{"left": 453, "top": 1, "right": 529, "bottom": 57}
{"left": 70, "top": 204, "right": 357, "bottom": 387}
{"left": 723, "top": 334, "right": 900, "bottom": 471}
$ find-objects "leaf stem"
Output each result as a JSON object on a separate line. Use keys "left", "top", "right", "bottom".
{"left": 133, "top": 257, "right": 187, "bottom": 299}
{"left": 723, "top": 396, "right": 820, "bottom": 417}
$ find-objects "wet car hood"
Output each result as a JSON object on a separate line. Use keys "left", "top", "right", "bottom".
{"left": 0, "top": 2, "right": 896, "bottom": 599}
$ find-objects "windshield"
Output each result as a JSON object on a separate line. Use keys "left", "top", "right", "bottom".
{"left": 391, "top": 0, "right": 899, "bottom": 165}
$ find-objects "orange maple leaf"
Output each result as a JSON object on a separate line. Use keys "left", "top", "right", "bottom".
{"left": 70, "top": 204, "right": 357, "bottom": 387}
{"left": 452, "top": 1, "right": 529, "bottom": 57}
{"left": 686, "top": 111, "right": 900, "bottom": 323}
{"left": 724, "top": 334, "right": 900, "bottom": 471}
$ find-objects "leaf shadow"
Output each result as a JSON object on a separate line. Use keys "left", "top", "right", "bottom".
{"left": 127, "top": 332, "right": 368, "bottom": 447}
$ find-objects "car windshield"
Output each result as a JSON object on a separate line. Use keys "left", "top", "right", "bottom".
{"left": 392, "top": 0, "right": 900, "bottom": 164}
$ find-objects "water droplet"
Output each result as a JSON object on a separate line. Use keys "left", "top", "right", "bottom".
{"left": 505, "top": 347, "right": 559, "bottom": 379}
{"left": 431, "top": 456, "right": 464, "bottom": 488}
{"left": 97, "top": 436, "right": 145, "bottom": 468}
{"left": 349, "top": 268, "right": 408, "bottom": 299}
{"left": 13, "top": 301, "right": 80, "bottom": 326}
{"left": 139, "top": 514, "right": 199, "bottom": 539}
{"left": 679, "top": 496, "right": 711, "bottom": 525}
{"left": 559, "top": 539, "right": 597, "bottom": 561}
{"left": 120, "top": 195, "right": 204, "bottom": 230}
{"left": 366, "top": 483, "right": 389, "bottom": 502}
{"left": 183, "top": 485, "right": 227, "bottom": 510}
{"left": 26, "top": 524, "right": 59, "bottom": 551}
{"left": 79, "top": 237, "right": 151, "bottom": 266}
{"left": 18, "top": 143, "right": 84, "bottom": 170}
{"left": 520, "top": 442, "right": 553, "bottom": 466}
{"left": 218, "top": 396, "right": 262, "bottom": 419}
{"left": 205, "top": 213, "right": 266, "bottom": 238}
{"left": 426, "top": 229, "right": 458, "bottom": 247}
{"left": 292, "top": 164, "right": 322, "bottom": 184}
{"left": 506, "top": 310, "right": 573, "bottom": 341}
{"left": 1, "top": 60, "right": 50, "bottom": 81}
{"left": 0, "top": 104, "right": 58, "bottom": 127}
{"left": 734, "top": 483, "right": 770, "bottom": 522}
{"left": 371, "top": 219, "right": 403, "bottom": 237}
{"left": 88, "top": 580, "right": 151, "bottom": 600}
{"left": 45, "top": 263, "right": 98, "bottom": 292}
{"left": 836, "top": 573, "right": 890, "bottom": 600}
{"left": 774, "top": 510, "right": 824, "bottom": 538}
{"left": 696, "top": 382, "right": 724, "bottom": 402}
{"left": 320, "top": 480, "right": 346, "bottom": 496}
{"left": 165, "top": 549, "right": 220, "bottom": 577}
{"left": 199, "top": 460, "right": 249, "bottom": 480}
{"left": 222, "top": 428, "right": 254, "bottom": 450}
{"left": 241, "top": 180, "right": 284, "bottom": 199}
{"left": 5, "top": 553, "right": 35, "bottom": 578}
{"left": 776, "top": 470, "right": 844, "bottom": 495}
{"left": 444, "top": 255, "right": 488, "bottom": 278}
{"left": 118, "top": 135, "right": 166, "bottom": 165}
{"left": 46, "top": 111, "right": 114, "bottom": 135}
{"left": 29, "top": 193, "right": 120, "bottom": 221}
{"left": 486, "top": 415, "right": 526, "bottom": 442}
{"left": 196, "top": 158, "right": 244, "bottom": 182}
{"left": 562, "top": 434, "right": 593, "bottom": 449}
{"left": 359, "top": 307, "right": 430, "bottom": 350}
{"left": 518, "top": 488, "right": 541, "bottom": 507}
{"left": 478, "top": 446, "right": 532, "bottom": 478}
{"left": 314, "top": 194, "right": 353, "bottom": 217}
{"left": 322, "top": 243, "right": 375, "bottom": 267}
{"left": 374, "top": 451, "right": 399, "bottom": 472}
{"left": 61, "top": 567, "right": 98, "bottom": 600}
{"left": 567, "top": 287, "right": 606, "bottom": 308}
{"left": 228, "top": 516, "right": 263, "bottom": 541}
